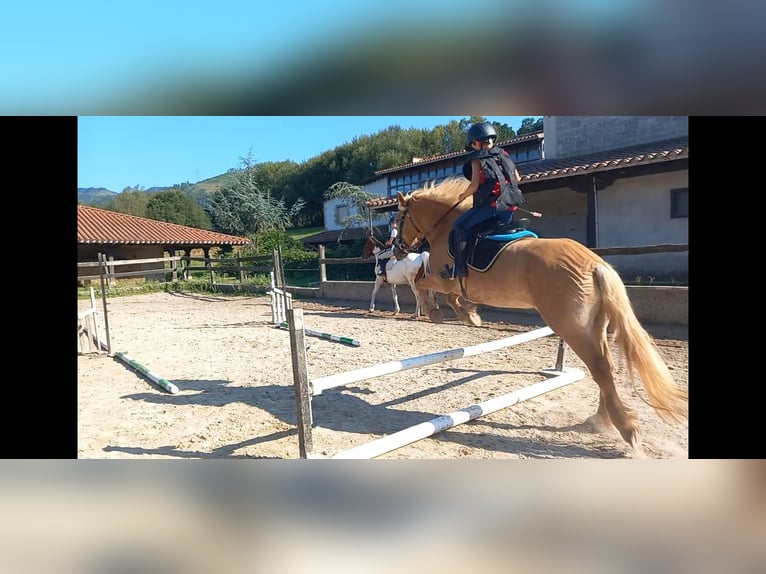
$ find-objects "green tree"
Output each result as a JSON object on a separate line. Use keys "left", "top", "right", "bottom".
{"left": 518, "top": 117, "right": 544, "bottom": 134}
{"left": 207, "top": 151, "right": 306, "bottom": 242}
{"left": 107, "top": 189, "right": 150, "bottom": 217}
{"left": 323, "top": 181, "right": 378, "bottom": 236}
{"left": 146, "top": 189, "right": 212, "bottom": 229}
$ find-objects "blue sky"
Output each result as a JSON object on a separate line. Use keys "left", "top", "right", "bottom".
{"left": 77, "top": 116, "right": 531, "bottom": 192}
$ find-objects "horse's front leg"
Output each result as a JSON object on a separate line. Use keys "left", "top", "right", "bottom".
{"left": 409, "top": 281, "right": 421, "bottom": 319}
{"left": 369, "top": 277, "right": 382, "bottom": 312}
{"left": 390, "top": 284, "right": 400, "bottom": 315}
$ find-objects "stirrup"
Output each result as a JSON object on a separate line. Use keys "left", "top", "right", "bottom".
{"left": 440, "top": 265, "right": 467, "bottom": 279}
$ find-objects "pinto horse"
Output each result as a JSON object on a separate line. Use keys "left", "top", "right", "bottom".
{"left": 393, "top": 177, "right": 687, "bottom": 455}
{"left": 362, "top": 235, "right": 431, "bottom": 319}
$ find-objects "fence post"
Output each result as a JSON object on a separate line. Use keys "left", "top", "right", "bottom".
{"left": 237, "top": 253, "right": 244, "bottom": 283}
{"left": 97, "top": 253, "right": 113, "bottom": 355}
{"left": 205, "top": 249, "right": 215, "bottom": 286}
{"left": 278, "top": 244, "right": 286, "bottom": 288}
{"left": 273, "top": 249, "right": 283, "bottom": 289}
{"left": 107, "top": 254, "right": 116, "bottom": 287}
{"left": 288, "top": 308, "right": 313, "bottom": 458}
{"left": 319, "top": 244, "right": 327, "bottom": 283}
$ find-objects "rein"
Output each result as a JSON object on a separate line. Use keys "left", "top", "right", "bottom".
{"left": 397, "top": 197, "right": 462, "bottom": 253}
{"left": 364, "top": 235, "right": 389, "bottom": 258}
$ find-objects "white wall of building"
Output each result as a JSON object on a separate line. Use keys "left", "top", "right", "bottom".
{"left": 523, "top": 187, "right": 588, "bottom": 243}
{"left": 596, "top": 171, "right": 688, "bottom": 247}
{"left": 323, "top": 178, "right": 389, "bottom": 231}
{"left": 596, "top": 170, "right": 688, "bottom": 279}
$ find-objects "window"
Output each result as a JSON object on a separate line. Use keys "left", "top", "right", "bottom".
{"left": 336, "top": 205, "right": 350, "bottom": 221}
{"left": 670, "top": 187, "right": 688, "bottom": 218}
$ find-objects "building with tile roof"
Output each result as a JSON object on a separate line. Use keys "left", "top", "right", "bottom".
{"left": 78, "top": 205, "right": 250, "bottom": 282}
{"left": 305, "top": 116, "right": 688, "bottom": 280}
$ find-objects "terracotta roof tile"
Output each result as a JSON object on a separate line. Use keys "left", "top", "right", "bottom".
{"left": 519, "top": 136, "right": 688, "bottom": 183}
{"left": 365, "top": 136, "right": 688, "bottom": 210}
{"left": 77, "top": 205, "right": 250, "bottom": 246}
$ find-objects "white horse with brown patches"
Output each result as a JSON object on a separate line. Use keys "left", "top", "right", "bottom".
{"left": 362, "top": 235, "right": 431, "bottom": 319}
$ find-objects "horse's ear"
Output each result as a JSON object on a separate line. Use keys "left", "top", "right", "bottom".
{"left": 397, "top": 191, "right": 406, "bottom": 206}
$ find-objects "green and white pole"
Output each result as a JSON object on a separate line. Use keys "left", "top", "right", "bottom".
{"left": 114, "top": 351, "right": 180, "bottom": 394}
{"left": 278, "top": 322, "right": 361, "bottom": 347}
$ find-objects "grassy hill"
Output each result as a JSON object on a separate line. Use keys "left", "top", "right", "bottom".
{"left": 78, "top": 172, "right": 237, "bottom": 208}
{"left": 286, "top": 227, "right": 323, "bottom": 240}
{"left": 77, "top": 187, "right": 118, "bottom": 207}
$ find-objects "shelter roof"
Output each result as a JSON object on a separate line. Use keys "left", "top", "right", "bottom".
{"left": 77, "top": 205, "right": 251, "bottom": 246}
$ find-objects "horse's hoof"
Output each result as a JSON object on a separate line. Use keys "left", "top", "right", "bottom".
{"left": 462, "top": 317, "right": 482, "bottom": 327}
{"left": 429, "top": 308, "right": 444, "bottom": 323}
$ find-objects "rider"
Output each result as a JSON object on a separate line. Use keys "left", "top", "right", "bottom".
{"left": 378, "top": 215, "right": 398, "bottom": 278}
{"left": 447, "top": 122, "right": 526, "bottom": 279}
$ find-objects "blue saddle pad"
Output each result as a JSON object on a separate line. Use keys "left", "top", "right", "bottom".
{"left": 483, "top": 229, "right": 538, "bottom": 241}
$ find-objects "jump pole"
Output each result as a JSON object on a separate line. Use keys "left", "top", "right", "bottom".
{"left": 331, "top": 367, "right": 586, "bottom": 459}
{"left": 311, "top": 326, "right": 553, "bottom": 396}
{"left": 278, "top": 322, "right": 361, "bottom": 347}
{"left": 113, "top": 351, "right": 180, "bottom": 394}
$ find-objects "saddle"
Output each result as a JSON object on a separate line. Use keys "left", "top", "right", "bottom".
{"left": 446, "top": 217, "right": 538, "bottom": 273}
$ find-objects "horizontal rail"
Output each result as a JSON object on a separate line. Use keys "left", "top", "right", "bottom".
{"left": 331, "top": 367, "right": 586, "bottom": 459}
{"left": 311, "top": 326, "right": 554, "bottom": 396}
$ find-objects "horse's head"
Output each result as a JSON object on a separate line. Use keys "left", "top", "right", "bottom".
{"left": 394, "top": 191, "right": 425, "bottom": 255}
{"left": 394, "top": 179, "right": 469, "bottom": 255}
{"left": 362, "top": 236, "right": 376, "bottom": 258}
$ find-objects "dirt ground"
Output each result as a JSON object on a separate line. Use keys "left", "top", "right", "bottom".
{"left": 77, "top": 292, "right": 688, "bottom": 459}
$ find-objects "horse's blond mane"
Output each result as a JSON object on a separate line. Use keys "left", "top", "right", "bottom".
{"left": 412, "top": 176, "right": 467, "bottom": 205}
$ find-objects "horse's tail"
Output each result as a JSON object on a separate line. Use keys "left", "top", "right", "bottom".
{"left": 420, "top": 251, "right": 431, "bottom": 277}
{"left": 593, "top": 264, "right": 688, "bottom": 424}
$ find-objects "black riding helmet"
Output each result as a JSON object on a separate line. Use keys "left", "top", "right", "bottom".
{"left": 465, "top": 122, "right": 497, "bottom": 150}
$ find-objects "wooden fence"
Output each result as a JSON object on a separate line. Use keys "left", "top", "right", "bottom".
{"left": 77, "top": 251, "right": 279, "bottom": 287}
{"left": 77, "top": 242, "right": 688, "bottom": 289}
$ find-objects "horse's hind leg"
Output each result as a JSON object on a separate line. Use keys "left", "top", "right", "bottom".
{"left": 553, "top": 321, "right": 643, "bottom": 456}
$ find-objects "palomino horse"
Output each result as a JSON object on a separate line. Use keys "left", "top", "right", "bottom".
{"left": 393, "top": 177, "right": 687, "bottom": 455}
{"left": 362, "top": 235, "right": 431, "bottom": 319}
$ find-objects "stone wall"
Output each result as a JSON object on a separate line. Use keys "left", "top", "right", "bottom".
{"left": 543, "top": 116, "right": 688, "bottom": 159}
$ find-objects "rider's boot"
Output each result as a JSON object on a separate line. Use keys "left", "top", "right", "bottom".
{"left": 441, "top": 236, "right": 468, "bottom": 279}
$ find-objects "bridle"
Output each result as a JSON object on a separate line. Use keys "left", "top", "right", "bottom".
{"left": 394, "top": 195, "right": 462, "bottom": 254}
{"left": 393, "top": 200, "right": 426, "bottom": 255}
